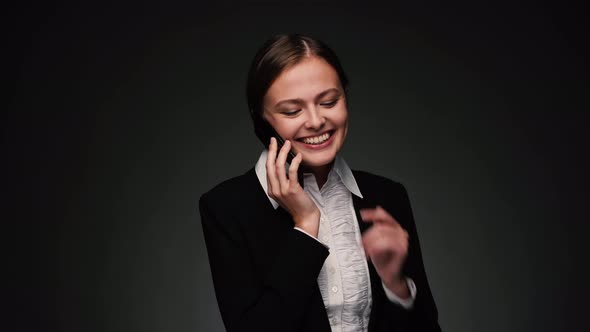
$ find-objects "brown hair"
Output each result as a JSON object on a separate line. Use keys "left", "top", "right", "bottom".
{"left": 246, "top": 34, "right": 349, "bottom": 143}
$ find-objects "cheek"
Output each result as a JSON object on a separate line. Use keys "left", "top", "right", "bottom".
{"left": 274, "top": 119, "right": 301, "bottom": 139}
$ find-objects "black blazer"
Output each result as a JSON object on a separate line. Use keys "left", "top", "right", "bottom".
{"left": 199, "top": 167, "right": 441, "bottom": 332}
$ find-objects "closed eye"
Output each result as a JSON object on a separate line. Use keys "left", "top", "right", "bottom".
{"left": 320, "top": 99, "right": 338, "bottom": 107}
{"left": 282, "top": 109, "right": 302, "bottom": 116}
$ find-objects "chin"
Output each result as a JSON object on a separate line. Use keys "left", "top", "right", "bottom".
{"left": 303, "top": 160, "right": 332, "bottom": 168}
{"left": 301, "top": 153, "right": 337, "bottom": 168}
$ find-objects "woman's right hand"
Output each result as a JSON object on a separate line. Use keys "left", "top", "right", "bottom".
{"left": 267, "top": 137, "right": 321, "bottom": 237}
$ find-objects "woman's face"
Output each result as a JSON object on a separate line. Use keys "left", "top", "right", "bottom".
{"left": 263, "top": 56, "right": 348, "bottom": 170}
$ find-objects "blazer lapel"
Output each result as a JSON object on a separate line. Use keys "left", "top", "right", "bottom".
{"left": 352, "top": 191, "right": 374, "bottom": 233}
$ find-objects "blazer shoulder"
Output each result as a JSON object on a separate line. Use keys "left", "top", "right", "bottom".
{"left": 199, "top": 167, "right": 261, "bottom": 214}
{"left": 351, "top": 169, "right": 407, "bottom": 194}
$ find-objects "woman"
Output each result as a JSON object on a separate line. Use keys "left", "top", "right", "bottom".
{"left": 199, "top": 34, "right": 441, "bottom": 332}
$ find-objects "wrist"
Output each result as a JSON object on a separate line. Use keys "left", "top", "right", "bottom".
{"left": 293, "top": 212, "right": 320, "bottom": 237}
{"left": 384, "top": 276, "right": 410, "bottom": 299}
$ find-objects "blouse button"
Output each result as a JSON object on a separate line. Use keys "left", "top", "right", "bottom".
{"left": 329, "top": 266, "right": 336, "bottom": 274}
{"left": 331, "top": 286, "right": 338, "bottom": 293}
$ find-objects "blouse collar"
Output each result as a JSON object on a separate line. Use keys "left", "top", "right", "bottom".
{"left": 254, "top": 149, "right": 363, "bottom": 209}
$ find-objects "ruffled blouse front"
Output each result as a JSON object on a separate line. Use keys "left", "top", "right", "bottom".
{"left": 304, "top": 169, "right": 372, "bottom": 332}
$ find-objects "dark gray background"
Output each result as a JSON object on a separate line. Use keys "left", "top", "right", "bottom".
{"left": 9, "top": 1, "right": 588, "bottom": 331}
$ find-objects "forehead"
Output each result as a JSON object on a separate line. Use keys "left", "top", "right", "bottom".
{"left": 264, "top": 56, "right": 341, "bottom": 104}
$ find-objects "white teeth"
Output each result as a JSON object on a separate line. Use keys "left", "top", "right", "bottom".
{"left": 302, "top": 132, "right": 331, "bottom": 145}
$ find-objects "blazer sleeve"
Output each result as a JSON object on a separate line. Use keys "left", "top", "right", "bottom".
{"left": 199, "top": 192, "right": 330, "bottom": 332}
{"left": 380, "top": 183, "right": 442, "bottom": 332}
{"left": 369, "top": 179, "right": 441, "bottom": 332}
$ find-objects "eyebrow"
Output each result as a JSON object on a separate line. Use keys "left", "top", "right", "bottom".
{"left": 273, "top": 88, "right": 341, "bottom": 109}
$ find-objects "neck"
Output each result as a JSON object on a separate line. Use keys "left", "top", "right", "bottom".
{"left": 301, "top": 160, "right": 334, "bottom": 190}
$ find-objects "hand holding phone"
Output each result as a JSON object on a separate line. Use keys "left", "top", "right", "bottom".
{"left": 266, "top": 137, "right": 320, "bottom": 237}
{"left": 274, "top": 133, "right": 298, "bottom": 165}
{"left": 256, "top": 118, "right": 304, "bottom": 187}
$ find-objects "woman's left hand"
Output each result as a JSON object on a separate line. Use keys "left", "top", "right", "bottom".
{"left": 360, "top": 205, "right": 410, "bottom": 297}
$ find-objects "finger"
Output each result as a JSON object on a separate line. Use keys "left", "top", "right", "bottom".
{"left": 360, "top": 206, "right": 391, "bottom": 222}
{"left": 275, "top": 140, "right": 291, "bottom": 191}
{"left": 376, "top": 223, "right": 409, "bottom": 246}
{"left": 363, "top": 232, "right": 394, "bottom": 262}
{"left": 382, "top": 226, "right": 409, "bottom": 250}
{"left": 360, "top": 205, "right": 401, "bottom": 227}
{"left": 288, "top": 152, "right": 303, "bottom": 188}
{"left": 362, "top": 226, "right": 383, "bottom": 257}
{"left": 363, "top": 225, "right": 407, "bottom": 252}
{"left": 267, "top": 137, "right": 277, "bottom": 161}
{"left": 375, "top": 206, "right": 400, "bottom": 225}
{"left": 266, "top": 137, "right": 279, "bottom": 196}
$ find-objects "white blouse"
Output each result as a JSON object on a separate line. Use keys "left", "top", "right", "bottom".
{"left": 254, "top": 150, "right": 416, "bottom": 332}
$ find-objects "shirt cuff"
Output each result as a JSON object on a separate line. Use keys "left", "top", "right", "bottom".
{"left": 293, "top": 227, "right": 329, "bottom": 249}
{"left": 382, "top": 277, "right": 417, "bottom": 309}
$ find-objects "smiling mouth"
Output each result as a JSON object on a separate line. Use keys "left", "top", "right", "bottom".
{"left": 297, "top": 130, "right": 334, "bottom": 145}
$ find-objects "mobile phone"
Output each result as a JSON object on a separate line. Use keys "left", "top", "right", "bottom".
{"left": 255, "top": 118, "right": 304, "bottom": 187}
{"left": 274, "top": 133, "right": 298, "bottom": 165}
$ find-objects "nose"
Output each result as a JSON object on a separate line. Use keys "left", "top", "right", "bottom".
{"left": 304, "top": 106, "right": 326, "bottom": 130}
